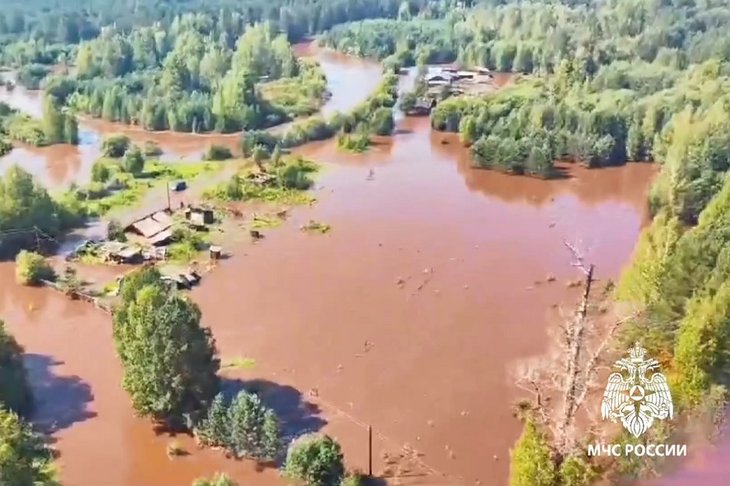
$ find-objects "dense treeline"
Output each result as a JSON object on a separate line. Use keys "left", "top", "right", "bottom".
{"left": 323, "top": 0, "right": 730, "bottom": 70}
{"left": 432, "top": 58, "right": 730, "bottom": 177}
{"left": 326, "top": 0, "right": 730, "bottom": 178}
{"left": 0, "top": 319, "right": 57, "bottom": 484}
{"left": 57, "top": 22, "right": 313, "bottom": 133}
{"left": 0, "top": 0, "right": 437, "bottom": 68}
{"left": 0, "top": 166, "right": 83, "bottom": 257}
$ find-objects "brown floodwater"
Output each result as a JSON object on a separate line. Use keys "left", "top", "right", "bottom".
{"left": 0, "top": 47, "right": 669, "bottom": 485}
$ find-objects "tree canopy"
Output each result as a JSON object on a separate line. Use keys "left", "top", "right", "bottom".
{"left": 0, "top": 407, "right": 57, "bottom": 486}
{"left": 0, "top": 320, "right": 31, "bottom": 415}
{"left": 113, "top": 269, "right": 220, "bottom": 425}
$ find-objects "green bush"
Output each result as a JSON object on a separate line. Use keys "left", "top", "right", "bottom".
{"left": 143, "top": 141, "right": 163, "bottom": 157}
{"left": 102, "top": 134, "right": 131, "bottom": 158}
{"left": 0, "top": 408, "right": 56, "bottom": 485}
{"left": 284, "top": 434, "right": 345, "bottom": 486}
{"left": 508, "top": 420, "right": 556, "bottom": 486}
{"left": 337, "top": 132, "right": 371, "bottom": 153}
{"left": 107, "top": 219, "right": 126, "bottom": 242}
{"left": 205, "top": 144, "right": 233, "bottom": 161}
{"left": 0, "top": 137, "right": 12, "bottom": 156}
{"left": 277, "top": 158, "right": 316, "bottom": 190}
{"left": 122, "top": 145, "right": 145, "bottom": 174}
{"left": 15, "top": 250, "right": 55, "bottom": 286}
{"left": 91, "top": 160, "right": 111, "bottom": 183}
{"left": 192, "top": 473, "right": 237, "bottom": 486}
{"left": 370, "top": 107, "right": 394, "bottom": 135}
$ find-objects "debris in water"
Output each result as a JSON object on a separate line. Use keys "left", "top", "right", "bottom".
{"left": 546, "top": 274, "right": 556, "bottom": 282}
{"left": 427, "top": 420, "right": 434, "bottom": 427}
{"left": 336, "top": 364, "right": 343, "bottom": 372}
{"left": 395, "top": 276, "right": 406, "bottom": 286}
{"left": 566, "top": 279, "right": 583, "bottom": 288}
{"left": 460, "top": 410, "right": 469, "bottom": 416}
{"left": 463, "top": 284, "right": 469, "bottom": 290}
{"left": 366, "top": 168, "right": 375, "bottom": 181}
{"left": 549, "top": 222, "right": 556, "bottom": 228}
{"left": 493, "top": 455, "right": 499, "bottom": 461}
{"left": 308, "top": 388, "right": 319, "bottom": 398}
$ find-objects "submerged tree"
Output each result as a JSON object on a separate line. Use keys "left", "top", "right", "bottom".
{"left": 284, "top": 434, "right": 345, "bottom": 486}
{"left": 0, "top": 408, "right": 57, "bottom": 486}
{"left": 113, "top": 272, "right": 220, "bottom": 425}
{"left": 512, "top": 243, "right": 638, "bottom": 483}
{"left": 0, "top": 321, "right": 32, "bottom": 415}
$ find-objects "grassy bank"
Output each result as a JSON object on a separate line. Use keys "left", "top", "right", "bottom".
{"left": 206, "top": 156, "right": 318, "bottom": 206}
{"left": 64, "top": 156, "right": 219, "bottom": 218}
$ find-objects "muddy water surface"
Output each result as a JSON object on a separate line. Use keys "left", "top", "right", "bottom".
{"left": 0, "top": 49, "right": 661, "bottom": 485}
{"left": 188, "top": 119, "right": 655, "bottom": 484}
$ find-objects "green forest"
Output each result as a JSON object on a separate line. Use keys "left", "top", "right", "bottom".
{"left": 0, "top": 0, "right": 443, "bottom": 135}
{"left": 327, "top": 0, "right": 730, "bottom": 178}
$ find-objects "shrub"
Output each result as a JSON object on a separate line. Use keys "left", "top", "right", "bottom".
{"left": 0, "top": 137, "right": 12, "bottom": 156}
{"left": 284, "top": 434, "right": 345, "bottom": 486}
{"left": 84, "top": 182, "right": 108, "bottom": 200}
{"left": 15, "top": 251, "right": 55, "bottom": 286}
{"left": 101, "top": 134, "right": 131, "bottom": 158}
{"left": 122, "top": 145, "right": 145, "bottom": 174}
{"left": 277, "top": 159, "right": 315, "bottom": 190}
{"left": 0, "top": 408, "right": 56, "bottom": 485}
{"left": 107, "top": 219, "right": 126, "bottom": 242}
{"left": 508, "top": 420, "right": 556, "bottom": 486}
{"left": 192, "top": 473, "right": 237, "bottom": 486}
{"left": 91, "top": 161, "right": 111, "bottom": 183}
{"left": 205, "top": 144, "right": 233, "bottom": 161}
{"left": 143, "top": 141, "right": 163, "bottom": 157}
{"left": 370, "top": 107, "right": 394, "bottom": 135}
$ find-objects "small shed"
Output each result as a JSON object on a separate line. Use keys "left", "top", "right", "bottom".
{"left": 186, "top": 207, "right": 214, "bottom": 226}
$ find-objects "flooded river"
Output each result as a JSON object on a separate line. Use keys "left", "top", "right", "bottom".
{"left": 0, "top": 45, "right": 675, "bottom": 485}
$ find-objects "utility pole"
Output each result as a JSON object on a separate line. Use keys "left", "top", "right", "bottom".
{"left": 368, "top": 425, "right": 373, "bottom": 476}
{"left": 166, "top": 180, "right": 171, "bottom": 211}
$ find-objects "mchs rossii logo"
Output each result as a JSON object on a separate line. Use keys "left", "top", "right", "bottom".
{"left": 587, "top": 343, "right": 685, "bottom": 458}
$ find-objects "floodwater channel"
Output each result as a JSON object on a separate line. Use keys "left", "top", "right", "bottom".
{"left": 0, "top": 43, "right": 679, "bottom": 486}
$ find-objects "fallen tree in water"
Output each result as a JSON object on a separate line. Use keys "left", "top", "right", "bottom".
{"left": 511, "top": 243, "right": 639, "bottom": 486}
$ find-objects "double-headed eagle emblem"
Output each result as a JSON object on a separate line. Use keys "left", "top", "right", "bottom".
{"left": 601, "top": 342, "right": 673, "bottom": 438}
